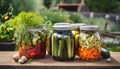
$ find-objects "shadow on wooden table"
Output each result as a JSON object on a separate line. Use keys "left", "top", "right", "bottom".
{"left": 33, "top": 55, "right": 120, "bottom": 65}
{"left": 31, "top": 55, "right": 120, "bottom": 69}
{"left": 33, "top": 54, "right": 57, "bottom": 64}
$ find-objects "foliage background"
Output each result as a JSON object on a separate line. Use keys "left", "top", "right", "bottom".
{"left": 0, "top": 0, "right": 120, "bottom": 15}
{"left": 0, "top": 0, "right": 119, "bottom": 32}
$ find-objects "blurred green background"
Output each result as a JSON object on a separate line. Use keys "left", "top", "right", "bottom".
{"left": 0, "top": 0, "right": 120, "bottom": 15}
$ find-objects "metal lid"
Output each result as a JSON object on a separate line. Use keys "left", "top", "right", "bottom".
{"left": 80, "top": 25, "right": 99, "bottom": 31}
{"left": 54, "top": 22, "right": 70, "bottom": 26}
{"left": 71, "top": 23, "right": 86, "bottom": 28}
{"left": 53, "top": 23, "right": 71, "bottom": 30}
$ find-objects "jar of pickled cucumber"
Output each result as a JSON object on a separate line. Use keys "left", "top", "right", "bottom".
{"left": 78, "top": 25, "right": 101, "bottom": 61}
{"left": 71, "top": 23, "right": 86, "bottom": 55}
{"left": 18, "top": 27, "right": 47, "bottom": 59}
{"left": 46, "top": 23, "right": 70, "bottom": 56}
{"left": 51, "top": 23, "right": 75, "bottom": 61}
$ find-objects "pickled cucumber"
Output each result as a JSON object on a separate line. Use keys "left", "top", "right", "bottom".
{"left": 58, "top": 39, "right": 64, "bottom": 57}
{"left": 66, "top": 36, "right": 72, "bottom": 59}
{"left": 52, "top": 33, "right": 58, "bottom": 56}
{"left": 71, "top": 37, "right": 74, "bottom": 58}
{"left": 75, "top": 34, "right": 79, "bottom": 49}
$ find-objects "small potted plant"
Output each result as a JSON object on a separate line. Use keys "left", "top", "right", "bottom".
{"left": 0, "top": 23, "right": 15, "bottom": 51}
{"left": 0, "top": 4, "right": 15, "bottom": 51}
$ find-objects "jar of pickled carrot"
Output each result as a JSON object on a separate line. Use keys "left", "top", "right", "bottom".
{"left": 78, "top": 25, "right": 101, "bottom": 61}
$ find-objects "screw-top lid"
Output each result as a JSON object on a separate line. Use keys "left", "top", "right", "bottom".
{"left": 54, "top": 22, "right": 70, "bottom": 26}
{"left": 53, "top": 23, "right": 71, "bottom": 30}
{"left": 71, "top": 23, "right": 86, "bottom": 28}
{"left": 80, "top": 25, "right": 99, "bottom": 31}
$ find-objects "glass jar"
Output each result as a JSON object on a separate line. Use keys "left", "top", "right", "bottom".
{"left": 18, "top": 27, "right": 47, "bottom": 59}
{"left": 78, "top": 25, "right": 101, "bottom": 61}
{"left": 71, "top": 23, "right": 86, "bottom": 55}
{"left": 46, "top": 23, "right": 70, "bottom": 56}
{"left": 51, "top": 23, "right": 75, "bottom": 61}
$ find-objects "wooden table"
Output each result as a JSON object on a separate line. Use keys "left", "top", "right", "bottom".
{"left": 0, "top": 51, "right": 120, "bottom": 69}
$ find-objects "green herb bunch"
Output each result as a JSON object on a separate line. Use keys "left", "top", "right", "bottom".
{"left": 7, "top": 11, "right": 44, "bottom": 46}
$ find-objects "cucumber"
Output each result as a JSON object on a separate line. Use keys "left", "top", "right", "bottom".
{"left": 71, "top": 36, "right": 74, "bottom": 58}
{"left": 75, "top": 34, "right": 79, "bottom": 49}
{"left": 101, "top": 48, "right": 110, "bottom": 59}
{"left": 51, "top": 34, "right": 54, "bottom": 56}
{"left": 58, "top": 38, "right": 64, "bottom": 57}
{"left": 63, "top": 39, "right": 68, "bottom": 59}
{"left": 66, "top": 36, "right": 72, "bottom": 59}
{"left": 52, "top": 33, "right": 58, "bottom": 56}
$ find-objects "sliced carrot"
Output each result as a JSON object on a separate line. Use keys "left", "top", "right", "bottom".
{"left": 78, "top": 47, "right": 101, "bottom": 61}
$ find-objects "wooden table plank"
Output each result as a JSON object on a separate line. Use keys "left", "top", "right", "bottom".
{"left": 0, "top": 51, "right": 120, "bottom": 69}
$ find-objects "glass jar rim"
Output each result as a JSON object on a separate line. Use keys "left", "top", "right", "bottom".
{"left": 71, "top": 23, "right": 86, "bottom": 28}
{"left": 53, "top": 23, "right": 71, "bottom": 30}
{"left": 54, "top": 22, "right": 70, "bottom": 26}
{"left": 53, "top": 25, "right": 71, "bottom": 30}
{"left": 80, "top": 25, "right": 99, "bottom": 31}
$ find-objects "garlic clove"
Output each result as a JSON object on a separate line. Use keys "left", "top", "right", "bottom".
{"left": 18, "top": 59, "right": 25, "bottom": 64}
{"left": 21, "top": 56, "right": 27, "bottom": 61}
{"left": 13, "top": 54, "right": 20, "bottom": 62}
{"left": 106, "top": 58, "right": 111, "bottom": 63}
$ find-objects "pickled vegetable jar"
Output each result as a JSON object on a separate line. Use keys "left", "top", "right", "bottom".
{"left": 71, "top": 23, "right": 86, "bottom": 54}
{"left": 46, "top": 23, "right": 70, "bottom": 56}
{"left": 18, "top": 27, "right": 46, "bottom": 59}
{"left": 51, "top": 23, "right": 75, "bottom": 61}
{"left": 78, "top": 25, "right": 101, "bottom": 61}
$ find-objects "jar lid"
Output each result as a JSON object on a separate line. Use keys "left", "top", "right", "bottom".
{"left": 71, "top": 23, "right": 86, "bottom": 28}
{"left": 54, "top": 22, "right": 70, "bottom": 26}
{"left": 53, "top": 23, "right": 71, "bottom": 30}
{"left": 80, "top": 25, "right": 99, "bottom": 31}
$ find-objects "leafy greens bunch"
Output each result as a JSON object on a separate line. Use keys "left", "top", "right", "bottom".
{"left": 7, "top": 11, "right": 45, "bottom": 46}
